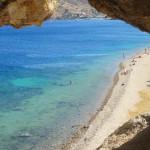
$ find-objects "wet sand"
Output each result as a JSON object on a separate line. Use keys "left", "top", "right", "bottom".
{"left": 64, "top": 50, "right": 150, "bottom": 150}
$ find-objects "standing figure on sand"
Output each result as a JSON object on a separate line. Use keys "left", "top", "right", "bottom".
{"left": 121, "top": 51, "right": 128, "bottom": 75}
{"left": 121, "top": 48, "right": 150, "bottom": 76}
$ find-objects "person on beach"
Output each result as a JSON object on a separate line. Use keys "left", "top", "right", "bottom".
{"left": 120, "top": 52, "right": 128, "bottom": 75}
{"left": 122, "top": 52, "right": 126, "bottom": 60}
{"left": 120, "top": 63, "right": 127, "bottom": 75}
{"left": 144, "top": 48, "right": 147, "bottom": 54}
{"left": 69, "top": 80, "right": 72, "bottom": 85}
{"left": 145, "top": 48, "right": 150, "bottom": 55}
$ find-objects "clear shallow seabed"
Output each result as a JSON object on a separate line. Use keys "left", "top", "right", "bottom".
{"left": 0, "top": 19, "right": 150, "bottom": 150}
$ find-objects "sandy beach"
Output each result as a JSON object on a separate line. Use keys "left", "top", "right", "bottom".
{"left": 65, "top": 50, "right": 150, "bottom": 150}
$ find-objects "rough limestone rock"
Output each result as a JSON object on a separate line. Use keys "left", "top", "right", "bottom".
{"left": 97, "top": 113, "right": 150, "bottom": 150}
{"left": 1, "top": 0, "right": 150, "bottom": 32}
{"left": 0, "top": 0, "right": 55, "bottom": 28}
{"left": 89, "top": 0, "right": 150, "bottom": 32}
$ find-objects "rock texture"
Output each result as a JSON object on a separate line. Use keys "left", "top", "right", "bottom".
{"left": 97, "top": 113, "right": 150, "bottom": 150}
{"left": 0, "top": 0, "right": 55, "bottom": 28}
{"left": 89, "top": 0, "right": 150, "bottom": 32}
{"left": 1, "top": 0, "right": 150, "bottom": 32}
{"left": 52, "top": 0, "right": 104, "bottom": 19}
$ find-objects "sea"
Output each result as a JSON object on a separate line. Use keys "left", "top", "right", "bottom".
{"left": 0, "top": 19, "right": 150, "bottom": 150}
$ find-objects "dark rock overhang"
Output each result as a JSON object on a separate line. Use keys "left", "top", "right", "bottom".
{"left": 88, "top": 0, "right": 150, "bottom": 32}
{"left": 0, "top": 0, "right": 150, "bottom": 33}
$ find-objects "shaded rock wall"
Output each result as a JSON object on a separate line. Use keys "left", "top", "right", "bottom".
{"left": 97, "top": 113, "right": 150, "bottom": 150}
{"left": 0, "top": 0, "right": 55, "bottom": 28}
{"left": 89, "top": 0, "right": 150, "bottom": 32}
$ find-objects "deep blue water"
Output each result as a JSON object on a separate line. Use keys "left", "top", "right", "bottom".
{"left": 0, "top": 19, "right": 150, "bottom": 150}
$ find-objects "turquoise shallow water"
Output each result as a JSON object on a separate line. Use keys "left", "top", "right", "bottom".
{"left": 0, "top": 19, "right": 150, "bottom": 150}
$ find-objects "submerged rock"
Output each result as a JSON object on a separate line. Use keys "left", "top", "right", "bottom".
{"left": 18, "top": 132, "right": 32, "bottom": 138}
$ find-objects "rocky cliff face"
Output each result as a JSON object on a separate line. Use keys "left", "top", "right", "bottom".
{"left": 52, "top": 0, "right": 104, "bottom": 19}
{"left": 89, "top": 0, "right": 150, "bottom": 32}
{"left": 0, "top": 0, "right": 55, "bottom": 28}
{"left": 97, "top": 113, "right": 150, "bottom": 150}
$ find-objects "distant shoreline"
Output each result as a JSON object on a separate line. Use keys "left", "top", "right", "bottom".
{"left": 61, "top": 48, "right": 150, "bottom": 150}
{"left": 49, "top": 16, "right": 112, "bottom": 21}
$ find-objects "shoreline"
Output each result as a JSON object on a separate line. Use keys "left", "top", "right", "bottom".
{"left": 61, "top": 55, "right": 124, "bottom": 150}
{"left": 60, "top": 61, "right": 122, "bottom": 150}
{"left": 61, "top": 49, "right": 150, "bottom": 150}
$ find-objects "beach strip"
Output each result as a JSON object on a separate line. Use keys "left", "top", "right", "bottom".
{"left": 68, "top": 50, "right": 150, "bottom": 150}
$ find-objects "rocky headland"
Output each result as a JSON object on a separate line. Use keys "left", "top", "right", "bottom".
{"left": 52, "top": 0, "right": 105, "bottom": 19}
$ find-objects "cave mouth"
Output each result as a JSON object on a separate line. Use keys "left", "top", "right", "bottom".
{"left": 0, "top": 0, "right": 150, "bottom": 32}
